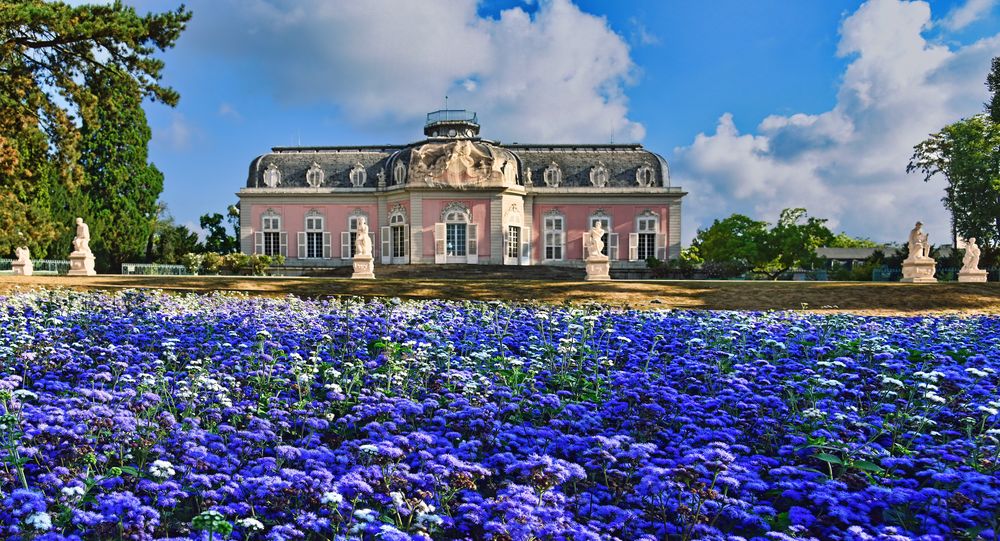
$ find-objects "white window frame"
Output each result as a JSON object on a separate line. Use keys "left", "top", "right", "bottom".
{"left": 636, "top": 165, "right": 655, "bottom": 187}
{"left": 543, "top": 213, "right": 565, "bottom": 262}
{"left": 590, "top": 162, "right": 609, "bottom": 187}
{"left": 435, "top": 202, "right": 477, "bottom": 264}
{"left": 382, "top": 209, "right": 409, "bottom": 264}
{"left": 262, "top": 163, "right": 281, "bottom": 187}
{"left": 543, "top": 162, "right": 562, "bottom": 187}
{"left": 306, "top": 162, "right": 324, "bottom": 188}
{"left": 256, "top": 210, "right": 286, "bottom": 257}
{"left": 393, "top": 161, "right": 407, "bottom": 185}
{"left": 349, "top": 163, "right": 367, "bottom": 187}
{"left": 299, "top": 211, "right": 330, "bottom": 259}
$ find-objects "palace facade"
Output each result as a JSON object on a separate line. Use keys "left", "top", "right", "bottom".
{"left": 238, "top": 111, "right": 685, "bottom": 269}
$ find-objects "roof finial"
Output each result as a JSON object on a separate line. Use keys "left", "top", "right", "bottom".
{"left": 445, "top": 95, "right": 449, "bottom": 111}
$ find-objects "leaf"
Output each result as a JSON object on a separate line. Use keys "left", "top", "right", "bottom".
{"left": 118, "top": 465, "right": 139, "bottom": 477}
{"left": 851, "top": 460, "right": 884, "bottom": 473}
{"left": 815, "top": 453, "right": 843, "bottom": 465}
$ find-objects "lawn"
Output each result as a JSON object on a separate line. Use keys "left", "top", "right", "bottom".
{"left": 1, "top": 289, "right": 998, "bottom": 540}
{"left": 2, "top": 275, "right": 1000, "bottom": 315}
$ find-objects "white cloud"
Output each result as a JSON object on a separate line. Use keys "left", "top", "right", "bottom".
{"left": 673, "top": 0, "right": 1000, "bottom": 245}
{"left": 189, "top": 0, "right": 642, "bottom": 142}
{"left": 218, "top": 102, "right": 242, "bottom": 121}
{"left": 941, "top": 0, "right": 997, "bottom": 31}
{"left": 152, "top": 113, "right": 195, "bottom": 150}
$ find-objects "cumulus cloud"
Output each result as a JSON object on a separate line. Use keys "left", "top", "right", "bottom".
{"left": 152, "top": 112, "right": 195, "bottom": 151}
{"left": 673, "top": 0, "right": 1000, "bottom": 244}
{"left": 941, "top": 0, "right": 997, "bottom": 31}
{"left": 187, "top": 0, "right": 642, "bottom": 142}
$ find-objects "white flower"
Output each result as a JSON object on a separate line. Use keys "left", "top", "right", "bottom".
{"left": 149, "top": 459, "right": 176, "bottom": 479}
{"left": 12, "top": 389, "right": 37, "bottom": 401}
{"left": 61, "top": 486, "right": 85, "bottom": 498}
{"left": 26, "top": 512, "right": 51, "bottom": 531}
{"left": 358, "top": 444, "right": 378, "bottom": 454}
{"left": 321, "top": 491, "right": 344, "bottom": 505}
{"left": 353, "top": 508, "right": 376, "bottom": 522}
{"left": 924, "top": 391, "right": 946, "bottom": 404}
{"left": 237, "top": 517, "right": 264, "bottom": 531}
{"left": 417, "top": 512, "right": 444, "bottom": 527}
{"left": 965, "top": 367, "right": 989, "bottom": 378}
{"left": 881, "top": 376, "right": 905, "bottom": 388}
{"left": 978, "top": 405, "right": 999, "bottom": 416}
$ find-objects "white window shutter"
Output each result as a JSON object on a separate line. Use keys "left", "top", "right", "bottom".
{"left": 609, "top": 233, "right": 619, "bottom": 261}
{"left": 279, "top": 232, "right": 288, "bottom": 257}
{"left": 582, "top": 235, "right": 590, "bottom": 260}
{"left": 467, "top": 223, "right": 478, "bottom": 264}
{"left": 520, "top": 226, "right": 531, "bottom": 265}
{"left": 341, "top": 232, "right": 351, "bottom": 260}
{"left": 254, "top": 232, "right": 264, "bottom": 254}
{"left": 434, "top": 223, "right": 446, "bottom": 264}
{"left": 381, "top": 226, "right": 391, "bottom": 264}
{"left": 657, "top": 232, "right": 666, "bottom": 260}
{"left": 297, "top": 232, "right": 306, "bottom": 259}
{"left": 402, "top": 225, "right": 410, "bottom": 262}
{"left": 628, "top": 232, "right": 639, "bottom": 261}
{"left": 323, "top": 232, "right": 332, "bottom": 259}
{"left": 556, "top": 231, "right": 564, "bottom": 260}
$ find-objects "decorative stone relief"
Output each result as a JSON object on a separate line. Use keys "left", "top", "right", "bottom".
{"left": 349, "top": 163, "right": 367, "bottom": 187}
{"left": 389, "top": 203, "right": 407, "bottom": 220}
{"left": 504, "top": 203, "right": 523, "bottom": 227}
{"left": 590, "top": 162, "right": 609, "bottom": 187}
{"left": 523, "top": 167, "right": 533, "bottom": 186}
{"left": 636, "top": 165, "right": 655, "bottom": 187}
{"left": 440, "top": 201, "right": 470, "bottom": 221}
{"left": 306, "top": 162, "right": 324, "bottom": 188}
{"left": 377, "top": 168, "right": 386, "bottom": 187}
{"left": 543, "top": 162, "right": 561, "bottom": 187}
{"left": 262, "top": 163, "right": 281, "bottom": 188}
{"left": 393, "top": 160, "right": 407, "bottom": 185}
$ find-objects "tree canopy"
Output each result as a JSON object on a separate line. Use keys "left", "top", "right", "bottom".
{"left": 692, "top": 208, "right": 834, "bottom": 279}
{"left": 0, "top": 1, "right": 190, "bottom": 257}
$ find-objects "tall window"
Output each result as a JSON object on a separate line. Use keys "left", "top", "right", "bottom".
{"left": 262, "top": 214, "right": 281, "bottom": 256}
{"left": 445, "top": 209, "right": 467, "bottom": 257}
{"left": 305, "top": 214, "right": 324, "bottom": 258}
{"left": 637, "top": 215, "right": 657, "bottom": 260}
{"left": 543, "top": 214, "right": 564, "bottom": 261}
{"left": 507, "top": 226, "right": 520, "bottom": 259}
{"left": 589, "top": 215, "right": 610, "bottom": 257}
{"left": 390, "top": 212, "right": 406, "bottom": 258}
{"left": 347, "top": 216, "right": 360, "bottom": 258}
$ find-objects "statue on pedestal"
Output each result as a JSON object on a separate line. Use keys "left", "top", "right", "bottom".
{"left": 901, "top": 220, "right": 936, "bottom": 283}
{"left": 67, "top": 217, "right": 96, "bottom": 276}
{"left": 72, "top": 218, "right": 92, "bottom": 255}
{"left": 959, "top": 237, "right": 988, "bottom": 282}
{"left": 584, "top": 222, "right": 611, "bottom": 281}
{"left": 907, "top": 221, "right": 930, "bottom": 261}
{"left": 12, "top": 246, "right": 32, "bottom": 276}
{"left": 355, "top": 217, "right": 372, "bottom": 258}
{"left": 588, "top": 222, "right": 606, "bottom": 259}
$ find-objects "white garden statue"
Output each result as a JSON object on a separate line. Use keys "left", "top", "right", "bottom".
{"left": 901, "top": 220, "right": 936, "bottom": 283}
{"left": 67, "top": 217, "right": 97, "bottom": 276}
{"left": 588, "top": 222, "right": 606, "bottom": 259}
{"left": 351, "top": 216, "right": 375, "bottom": 279}
{"left": 12, "top": 246, "right": 32, "bottom": 276}
{"left": 959, "top": 237, "right": 988, "bottom": 282}
{"left": 584, "top": 222, "right": 611, "bottom": 281}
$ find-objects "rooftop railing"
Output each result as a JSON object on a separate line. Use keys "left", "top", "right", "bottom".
{"left": 425, "top": 110, "right": 477, "bottom": 125}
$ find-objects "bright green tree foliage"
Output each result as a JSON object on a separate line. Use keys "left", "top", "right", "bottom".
{"left": 200, "top": 212, "right": 238, "bottom": 254}
{"left": 828, "top": 232, "right": 880, "bottom": 248}
{"left": 0, "top": 1, "right": 189, "bottom": 257}
{"left": 908, "top": 114, "right": 1000, "bottom": 261}
{"left": 692, "top": 208, "right": 834, "bottom": 279}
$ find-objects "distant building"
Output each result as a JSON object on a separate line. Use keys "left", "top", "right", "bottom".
{"left": 238, "top": 110, "right": 685, "bottom": 269}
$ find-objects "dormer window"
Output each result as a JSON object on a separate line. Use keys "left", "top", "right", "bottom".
{"left": 590, "top": 162, "right": 609, "bottom": 187}
{"left": 262, "top": 163, "right": 281, "bottom": 187}
{"left": 393, "top": 160, "right": 407, "bottom": 185}
{"left": 636, "top": 165, "right": 654, "bottom": 187}
{"left": 306, "top": 162, "right": 324, "bottom": 188}
{"left": 543, "top": 162, "right": 561, "bottom": 187}
{"left": 349, "top": 163, "right": 367, "bottom": 187}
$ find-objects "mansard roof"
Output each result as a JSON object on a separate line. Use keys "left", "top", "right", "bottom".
{"left": 246, "top": 123, "right": 671, "bottom": 190}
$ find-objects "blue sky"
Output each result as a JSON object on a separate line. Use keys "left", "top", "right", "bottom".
{"left": 133, "top": 0, "right": 1000, "bottom": 245}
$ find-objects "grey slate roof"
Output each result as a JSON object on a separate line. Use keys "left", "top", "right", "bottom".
{"left": 246, "top": 140, "right": 670, "bottom": 189}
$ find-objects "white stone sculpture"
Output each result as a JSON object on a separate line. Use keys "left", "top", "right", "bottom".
{"left": 351, "top": 216, "right": 375, "bottom": 279}
{"left": 901, "top": 221, "right": 936, "bottom": 283}
{"left": 67, "top": 217, "right": 96, "bottom": 276}
{"left": 12, "top": 246, "right": 32, "bottom": 276}
{"left": 585, "top": 222, "right": 611, "bottom": 281}
{"left": 959, "top": 237, "right": 987, "bottom": 282}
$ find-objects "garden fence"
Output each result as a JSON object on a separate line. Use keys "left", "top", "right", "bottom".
{"left": 871, "top": 265, "right": 997, "bottom": 281}
{"left": 0, "top": 258, "right": 71, "bottom": 274}
{"left": 121, "top": 263, "right": 191, "bottom": 276}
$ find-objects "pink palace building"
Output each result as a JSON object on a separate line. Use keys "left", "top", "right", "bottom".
{"left": 238, "top": 111, "right": 685, "bottom": 270}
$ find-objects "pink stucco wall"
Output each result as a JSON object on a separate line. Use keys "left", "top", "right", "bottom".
{"left": 532, "top": 204, "right": 669, "bottom": 261}
{"left": 249, "top": 203, "right": 378, "bottom": 258}
{"left": 419, "top": 199, "right": 492, "bottom": 258}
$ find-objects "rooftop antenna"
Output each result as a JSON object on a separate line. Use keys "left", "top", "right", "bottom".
{"left": 445, "top": 95, "right": 449, "bottom": 111}
{"left": 610, "top": 120, "right": 615, "bottom": 144}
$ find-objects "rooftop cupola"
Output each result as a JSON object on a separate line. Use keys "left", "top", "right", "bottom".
{"left": 424, "top": 109, "right": 480, "bottom": 138}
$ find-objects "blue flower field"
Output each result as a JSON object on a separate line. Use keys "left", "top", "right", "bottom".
{"left": 1, "top": 290, "right": 999, "bottom": 540}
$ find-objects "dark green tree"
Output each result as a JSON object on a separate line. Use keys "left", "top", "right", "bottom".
{"left": 987, "top": 56, "right": 1000, "bottom": 122}
{"left": 763, "top": 208, "right": 834, "bottom": 280}
{"left": 908, "top": 114, "right": 1000, "bottom": 266}
{"left": 200, "top": 212, "right": 238, "bottom": 254}
{"left": 828, "top": 232, "right": 880, "bottom": 248}
{"left": 68, "top": 69, "right": 163, "bottom": 272}
{"left": 691, "top": 214, "right": 769, "bottom": 277}
{"left": 0, "top": 1, "right": 190, "bottom": 255}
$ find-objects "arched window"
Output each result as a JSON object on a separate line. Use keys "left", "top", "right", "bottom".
{"left": 636, "top": 165, "right": 655, "bottom": 187}
{"left": 306, "top": 162, "right": 324, "bottom": 188}
{"left": 434, "top": 202, "right": 477, "bottom": 263}
{"left": 543, "top": 162, "right": 561, "bottom": 187}
{"left": 589, "top": 162, "right": 609, "bottom": 187}
{"left": 543, "top": 210, "right": 565, "bottom": 261}
{"left": 299, "top": 210, "right": 329, "bottom": 259}
{"left": 262, "top": 163, "right": 281, "bottom": 187}
{"left": 350, "top": 163, "right": 367, "bottom": 187}
{"left": 632, "top": 210, "right": 660, "bottom": 261}
{"left": 255, "top": 209, "right": 285, "bottom": 256}
{"left": 381, "top": 204, "right": 409, "bottom": 264}
{"left": 393, "top": 160, "right": 407, "bottom": 185}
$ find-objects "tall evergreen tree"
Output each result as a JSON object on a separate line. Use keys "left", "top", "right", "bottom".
{"left": 72, "top": 69, "right": 164, "bottom": 272}
{"left": 0, "top": 1, "right": 189, "bottom": 256}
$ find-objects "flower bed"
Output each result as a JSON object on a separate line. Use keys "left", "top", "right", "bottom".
{"left": 0, "top": 290, "right": 998, "bottom": 540}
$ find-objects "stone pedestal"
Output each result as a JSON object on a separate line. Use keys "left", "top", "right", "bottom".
{"left": 584, "top": 256, "right": 611, "bottom": 281}
{"left": 11, "top": 261, "right": 32, "bottom": 276}
{"left": 958, "top": 269, "right": 988, "bottom": 283}
{"left": 351, "top": 255, "right": 375, "bottom": 279}
{"left": 900, "top": 257, "right": 936, "bottom": 283}
{"left": 67, "top": 251, "right": 96, "bottom": 276}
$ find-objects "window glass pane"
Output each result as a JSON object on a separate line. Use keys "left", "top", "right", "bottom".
{"left": 446, "top": 224, "right": 467, "bottom": 256}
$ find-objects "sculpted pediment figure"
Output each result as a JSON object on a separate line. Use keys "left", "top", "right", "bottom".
{"left": 408, "top": 140, "right": 514, "bottom": 188}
